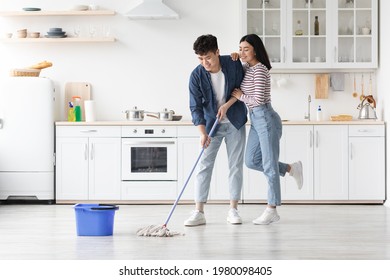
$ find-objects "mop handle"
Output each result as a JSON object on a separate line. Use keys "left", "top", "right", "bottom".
{"left": 163, "top": 118, "right": 219, "bottom": 226}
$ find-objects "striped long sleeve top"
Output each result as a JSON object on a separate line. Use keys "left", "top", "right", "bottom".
{"left": 239, "top": 62, "right": 271, "bottom": 108}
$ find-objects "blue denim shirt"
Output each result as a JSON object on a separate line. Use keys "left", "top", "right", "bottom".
{"left": 189, "top": 55, "right": 247, "bottom": 134}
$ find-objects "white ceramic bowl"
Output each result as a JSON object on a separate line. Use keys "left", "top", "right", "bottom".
{"left": 362, "top": 27, "right": 371, "bottom": 35}
{"left": 30, "top": 32, "right": 40, "bottom": 38}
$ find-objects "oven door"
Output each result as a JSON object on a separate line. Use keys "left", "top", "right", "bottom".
{"left": 121, "top": 138, "right": 177, "bottom": 181}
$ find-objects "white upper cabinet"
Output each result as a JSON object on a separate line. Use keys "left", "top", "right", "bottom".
{"left": 333, "top": 0, "right": 377, "bottom": 69}
{"left": 244, "top": 0, "right": 286, "bottom": 66}
{"left": 241, "top": 0, "right": 378, "bottom": 70}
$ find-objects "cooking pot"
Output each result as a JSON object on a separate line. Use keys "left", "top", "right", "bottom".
{"left": 146, "top": 108, "right": 175, "bottom": 121}
{"left": 123, "top": 106, "right": 145, "bottom": 121}
{"left": 357, "top": 95, "right": 377, "bottom": 120}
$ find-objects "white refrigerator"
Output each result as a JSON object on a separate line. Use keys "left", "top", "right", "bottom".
{"left": 0, "top": 77, "right": 55, "bottom": 202}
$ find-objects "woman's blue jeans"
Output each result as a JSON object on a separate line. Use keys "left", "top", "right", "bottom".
{"left": 246, "top": 104, "right": 288, "bottom": 206}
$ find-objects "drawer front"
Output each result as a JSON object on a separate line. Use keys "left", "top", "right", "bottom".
{"left": 349, "top": 125, "right": 385, "bottom": 137}
{"left": 177, "top": 126, "right": 198, "bottom": 137}
{"left": 56, "top": 126, "right": 121, "bottom": 137}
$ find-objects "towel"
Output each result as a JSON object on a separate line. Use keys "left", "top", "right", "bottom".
{"left": 330, "top": 73, "right": 345, "bottom": 91}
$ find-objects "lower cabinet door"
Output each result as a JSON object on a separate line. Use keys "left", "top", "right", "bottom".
{"left": 56, "top": 137, "right": 89, "bottom": 200}
{"left": 88, "top": 138, "right": 121, "bottom": 200}
{"left": 349, "top": 137, "right": 385, "bottom": 200}
{"left": 314, "top": 125, "right": 349, "bottom": 200}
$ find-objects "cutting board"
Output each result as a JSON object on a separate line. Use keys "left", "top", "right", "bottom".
{"left": 315, "top": 74, "right": 329, "bottom": 99}
{"left": 65, "top": 82, "right": 91, "bottom": 121}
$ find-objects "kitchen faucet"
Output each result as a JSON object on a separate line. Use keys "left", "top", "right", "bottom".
{"left": 304, "top": 94, "right": 311, "bottom": 121}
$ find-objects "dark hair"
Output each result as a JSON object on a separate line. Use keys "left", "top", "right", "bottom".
{"left": 193, "top": 34, "right": 218, "bottom": 55}
{"left": 240, "top": 34, "right": 272, "bottom": 70}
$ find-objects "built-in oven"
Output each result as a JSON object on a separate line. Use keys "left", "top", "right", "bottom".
{"left": 121, "top": 126, "right": 177, "bottom": 181}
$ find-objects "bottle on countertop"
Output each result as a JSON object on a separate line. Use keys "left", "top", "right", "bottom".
{"left": 72, "top": 96, "right": 82, "bottom": 122}
{"left": 67, "top": 101, "right": 75, "bottom": 122}
{"left": 314, "top": 16, "right": 319, "bottom": 35}
{"left": 316, "top": 105, "right": 323, "bottom": 121}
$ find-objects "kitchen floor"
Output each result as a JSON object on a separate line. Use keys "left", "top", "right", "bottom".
{"left": 0, "top": 203, "right": 389, "bottom": 260}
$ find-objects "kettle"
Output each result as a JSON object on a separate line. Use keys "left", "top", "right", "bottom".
{"left": 357, "top": 95, "right": 377, "bottom": 120}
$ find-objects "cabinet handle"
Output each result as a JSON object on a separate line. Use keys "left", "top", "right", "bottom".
{"left": 334, "top": 46, "right": 337, "bottom": 63}
{"left": 80, "top": 129, "right": 98, "bottom": 133}
{"left": 310, "top": 131, "right": 313, "bottom": 148}
{"left": 315, "top": 131, "right": 319, "bottom": 148}
{"left": 90, "top": 143, "right": 94, "bottom": 160}
{"left": 84, "top": 144, "right": 88, "bottom": 160}
{"left": 357, "top": 129, "right": 369, "bottom": 133}
{"left": 123, "top": 141, "right": 176, "bottom": 145}
{"left": 350, "top": 143, "right": 353, "bottom": 160}
{"left": 283, "top": 47, "right": 286, "bottom": 63}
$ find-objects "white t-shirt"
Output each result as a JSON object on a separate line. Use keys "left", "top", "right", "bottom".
{"left": 210, "top": 69, "right": 229, "bottom": 123}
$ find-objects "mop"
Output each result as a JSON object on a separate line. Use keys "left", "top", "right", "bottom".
{"left": 136, "top": 119, "right": 219, "bottom": 237}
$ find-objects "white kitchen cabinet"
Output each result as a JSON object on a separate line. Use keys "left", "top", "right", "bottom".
{"left": 241, "top": 0, "right": 378, "bottom": 69}
{"left": 177, "top": 136, "right": 200, "bottom": 201}
{"left": 280, "top": 125, "right": 314, "bottom": 200}
{"left": 55, "top": 126, "right": 121, "bottom": 200}
{"left": 333, "top": 0, "right": 378, "bottom": 68}
{"left": 348, "top": 125, "right": 385, "bottom": 200}
{"left": 244, "top": 124, "right": 348, "bottom": 201}
{"left": 314, "top": 125, "right": 349, "bottom": 200}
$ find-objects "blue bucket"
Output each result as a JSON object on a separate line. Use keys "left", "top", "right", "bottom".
{"left": 74, "top": 204, "right": 119, "bottom": 236}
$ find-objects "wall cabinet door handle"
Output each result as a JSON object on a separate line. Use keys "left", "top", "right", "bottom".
{"left": 315, "top": 131, "right": 319, "bottom": 148}
{"left": 310, "top": 130, "right": 313, "bottom": 148}
{"left": 84, "top": 144, "right": 88, "bottom": 160}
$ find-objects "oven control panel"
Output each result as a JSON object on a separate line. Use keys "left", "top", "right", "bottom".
{"left": 121, "top": 126, "right": 177, "bottom": 137}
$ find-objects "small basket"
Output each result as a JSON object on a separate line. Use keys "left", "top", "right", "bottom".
{"left": 10, "top": 68, "right": 41, "bottom": 77}
{"left": 330, "top": 115, "right": 353, "bottom": 121}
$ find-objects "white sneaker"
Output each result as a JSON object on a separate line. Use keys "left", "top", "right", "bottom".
{"left": 253, "top": 209, "right": 280, "bottom": 225}
{"left": 227, "top": 208, "right": 242, "bottom": 224}
{"left": 184, "top": 210, "right": 206, "bottom": 226}
{"left": 290, "top": 161, "right": 303, "bottom": 190}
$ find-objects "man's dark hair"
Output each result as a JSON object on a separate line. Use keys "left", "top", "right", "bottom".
{"left": 193, "top": 34, "right": 218, "bottom": 55}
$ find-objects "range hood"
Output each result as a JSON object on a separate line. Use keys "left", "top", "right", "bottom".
{"left": 125, "top": 0, "right": 179, "bottom": 20}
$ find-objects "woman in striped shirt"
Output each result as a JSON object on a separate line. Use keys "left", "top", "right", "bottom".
{"left": 232, "top": 34, "right": 303, "bottom": 225}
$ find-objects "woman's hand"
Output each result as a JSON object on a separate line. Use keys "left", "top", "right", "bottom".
{"left": 230, "top": 52, "right": 240, "bottom": 61}
{"left": 232, "top": 88, "right": 243, "bottom": 99}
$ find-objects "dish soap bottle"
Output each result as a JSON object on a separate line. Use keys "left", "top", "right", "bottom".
{"left": 67, "top": 101, "right": 75, "bottom": 122}
{"left": 316, "top": 105, "right": 323, "bottom": 121}
{"left": 72, "top": 96, "right": 82, "bottom": 122}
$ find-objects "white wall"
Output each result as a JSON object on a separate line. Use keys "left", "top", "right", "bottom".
{"left": 0, "top": 0, "right": 377, "bottom": 122}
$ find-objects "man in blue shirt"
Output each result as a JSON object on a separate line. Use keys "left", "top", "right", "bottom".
{"left": 185, "top": 34, "right": 247, "bottom": 226}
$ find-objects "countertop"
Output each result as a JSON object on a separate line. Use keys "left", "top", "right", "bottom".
{"left": 55, "top": 120, "right": 385, "bottom": 126}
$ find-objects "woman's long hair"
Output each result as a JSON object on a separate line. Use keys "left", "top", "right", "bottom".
{"left": 240, "top": 34, "right": 272, "bottom": 70}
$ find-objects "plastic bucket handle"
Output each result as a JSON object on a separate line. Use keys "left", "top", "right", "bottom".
{"left": 90, "top": 204, "right": 119, "bottom": 211}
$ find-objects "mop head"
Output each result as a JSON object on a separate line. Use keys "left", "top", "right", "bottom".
{"left": 136, "top": 225, "right": 184, "bottom": 237}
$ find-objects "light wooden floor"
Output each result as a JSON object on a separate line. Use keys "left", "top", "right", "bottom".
{"left": 0, "top": 203, "right": 389, "bottom": 260}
